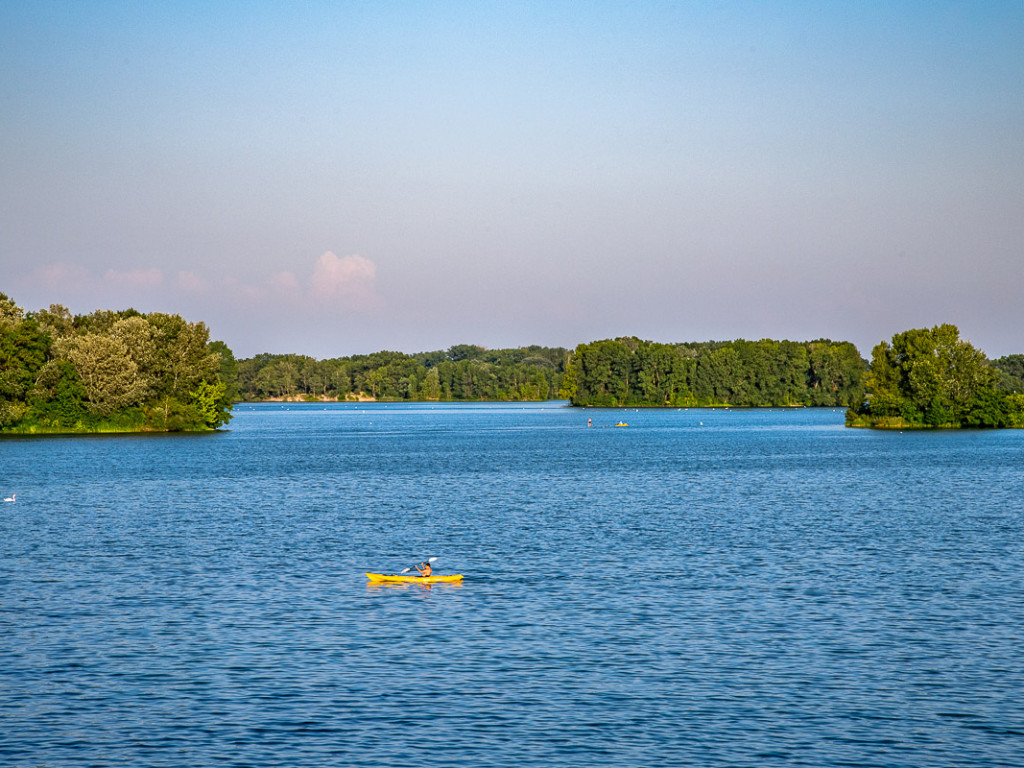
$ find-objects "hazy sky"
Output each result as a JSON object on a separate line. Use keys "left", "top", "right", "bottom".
{"left": 2, "top": 2, "right": 1022, "bottom": 359}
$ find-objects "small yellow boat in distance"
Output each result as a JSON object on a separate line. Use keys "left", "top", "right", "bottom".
{"left": 366, "top": 572, "right": 464, "bottom": 584}
{"left": 615, "top": 422, "right": 628, "bottom": 427}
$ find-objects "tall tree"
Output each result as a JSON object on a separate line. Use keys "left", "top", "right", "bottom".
{"left": 851, "top": 324, "right": 1005, "bottom": 427}
{"left": 55, "top": 333, "right": 149, "bottom": 416}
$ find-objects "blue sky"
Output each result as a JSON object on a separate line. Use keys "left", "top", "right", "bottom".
{"left": 2, "top": 1, "right": 1022, "bottom": 359}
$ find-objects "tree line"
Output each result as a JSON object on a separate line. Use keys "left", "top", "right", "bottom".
{"left": 238, "top": 336, "right": 869, "bottom": 408}
{"left": 236, "top": 344, "right": 568, "bottom": 402}
{"left": 560, "top": 337, "right": 868, "bottom": 408}
{"left": 0, "top": 294, "right": 234, "bottom": 433}
{"left": 846, "top": 324, "right": 1024, "bottom": 428}
{"left": 238, "top": 333, "right": 1024, "bottom": 421}
{"left": 6, "top": 289, "right": 1020, "bottom": 431}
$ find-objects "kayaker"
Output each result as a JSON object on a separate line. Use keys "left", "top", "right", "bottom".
{"left": 416, "top": 561, "right": 433, "bottom": 578}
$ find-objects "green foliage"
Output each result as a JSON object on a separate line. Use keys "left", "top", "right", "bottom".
{"left": 849, "top": 324, "right": 1017, "bottom": 429}
{"left": 233, "top": 336, "right": 867, "bottom": 409}
{"left": 564, "top": 337, "right": 865, "bottom": 408}
{"left": 208, "top": 340, "right": 240, "bottom": 402}
{"left": 190, "top": 380, "right": 229, "bottom": 429}
{"left": 55, "top": 332, "right": 149, "bottom": 416}
{"left": 963, "top": 389, "right": 1011, "bottom": 428}
{"left": 1006, "top": 394, "right": 1024, "bottom": 427}
{"left": 0, "top": 293, "right": 26, "bottom": 326}
{"left": 28, "top": 360, "right": 88, "bottom": 428}
{"left": 0, "top": 295, "right": 234, "bottom": 433}
{"left": 236, "top": 345, "right": 571, "bottom": 402}
{"left": 0, "top": 296, "right": 51, "bottom": 427}
{"left": 992, "top": 355, "right": 1024, "bottom": 394}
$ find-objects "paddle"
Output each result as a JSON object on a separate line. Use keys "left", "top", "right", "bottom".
{"left": 400, "top": 556, "right": 437, "bottom": 574}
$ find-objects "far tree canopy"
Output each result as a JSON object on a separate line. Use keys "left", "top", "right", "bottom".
{"left": 560, "top": 337, "right": 866, "bottom": 408}
{"left": 235, "top": 345, "right": 569, "bottom": 402}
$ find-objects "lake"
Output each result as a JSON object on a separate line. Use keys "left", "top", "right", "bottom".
{"left": 2, "top": 403, "right": 1023, "bottom": 767}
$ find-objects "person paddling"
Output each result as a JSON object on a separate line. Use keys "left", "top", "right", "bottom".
{"left": 416, "top": 561, "right": 433, "bottom": 578}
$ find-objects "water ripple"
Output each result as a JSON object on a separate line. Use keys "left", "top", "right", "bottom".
{"left": 2, "top": 405, "right": 1023, "bottom": 766}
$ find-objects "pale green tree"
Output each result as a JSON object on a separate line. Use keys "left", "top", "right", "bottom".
{"left": 56, "top": 333, "right": 149, "bottom": 416}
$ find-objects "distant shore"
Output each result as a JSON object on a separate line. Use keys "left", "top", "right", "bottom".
{"left": 258, "top": 394, "right": 377, "bottom": 403}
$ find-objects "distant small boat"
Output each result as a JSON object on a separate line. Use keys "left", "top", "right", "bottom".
{"left": 615, "top": 422, "right": 628, "bottom": 427}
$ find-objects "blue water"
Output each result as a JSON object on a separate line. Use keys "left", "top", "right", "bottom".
{"left": 2, "top": 403, "right": 1023, "bottom": 767}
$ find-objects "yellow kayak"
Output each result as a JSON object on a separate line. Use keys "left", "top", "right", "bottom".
{"left": 366, "top": 572, "right": 464, "bottom": 584}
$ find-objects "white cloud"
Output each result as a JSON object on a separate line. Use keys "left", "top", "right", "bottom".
{"left": 309, "top": 251, "right": 380, "bottom": 307}
{"left": 217, "top": 254, "right": 380, "bottom": 311}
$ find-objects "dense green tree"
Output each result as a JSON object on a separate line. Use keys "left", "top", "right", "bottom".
{"left": 564, "top": 337, "right": 865, "bottom": 408}
{"left": 190, "top": 380, "right": 230, "bottom": 429}
{"left": 0, "top": 295, "right": 233, "bottom": 433}
{"left": 146, "top": 313, "right": 220, "bottom": 399}
{"left": 29, "top": 360, "right": 88, "bottom": 427}
{"left": 849, "top": 324, "right": 1011, "bottom": 428}
{"left": 209, "top": 340, "right": 240, "bottom": 403}
{"left": 0, "top": 305, "right": 51, "bottom": 426}
{"left": 447, "top": 344, "right": 486, "bottom": 362}
{"left": 963, "top": 388, "right": 1011, "bottom": 428}
{"left": 234, "top": 344, "right": 568, "bottom": 402}
{"left": 55, "top": 332, "right": 149, "bottom": 416}
{"left": 419, "top": 367, "right": 441, "bottom": 400}
{"left": 993, "top": 355, "right": 1024, "bottom": 394}
{"left": 808, "top": 341, "right": 866, "bottom": 407}
{"left": 111, "top": 317, "right": 158, "bottom": 398}
{"left": 34, "top": 304, "right": 75, "bottom": 339}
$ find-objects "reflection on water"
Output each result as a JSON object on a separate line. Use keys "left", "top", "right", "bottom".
{"left": 366, "top": 581, "right": 464, "bottom": 592}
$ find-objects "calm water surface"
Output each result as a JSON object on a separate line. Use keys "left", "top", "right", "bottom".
{"left": 2, "top": 403, "right": 1023, "bottom": 767}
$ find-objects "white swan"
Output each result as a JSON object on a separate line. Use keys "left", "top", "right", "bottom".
{"left": 3, "top": 494, "right": 14, "bottom": 502}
